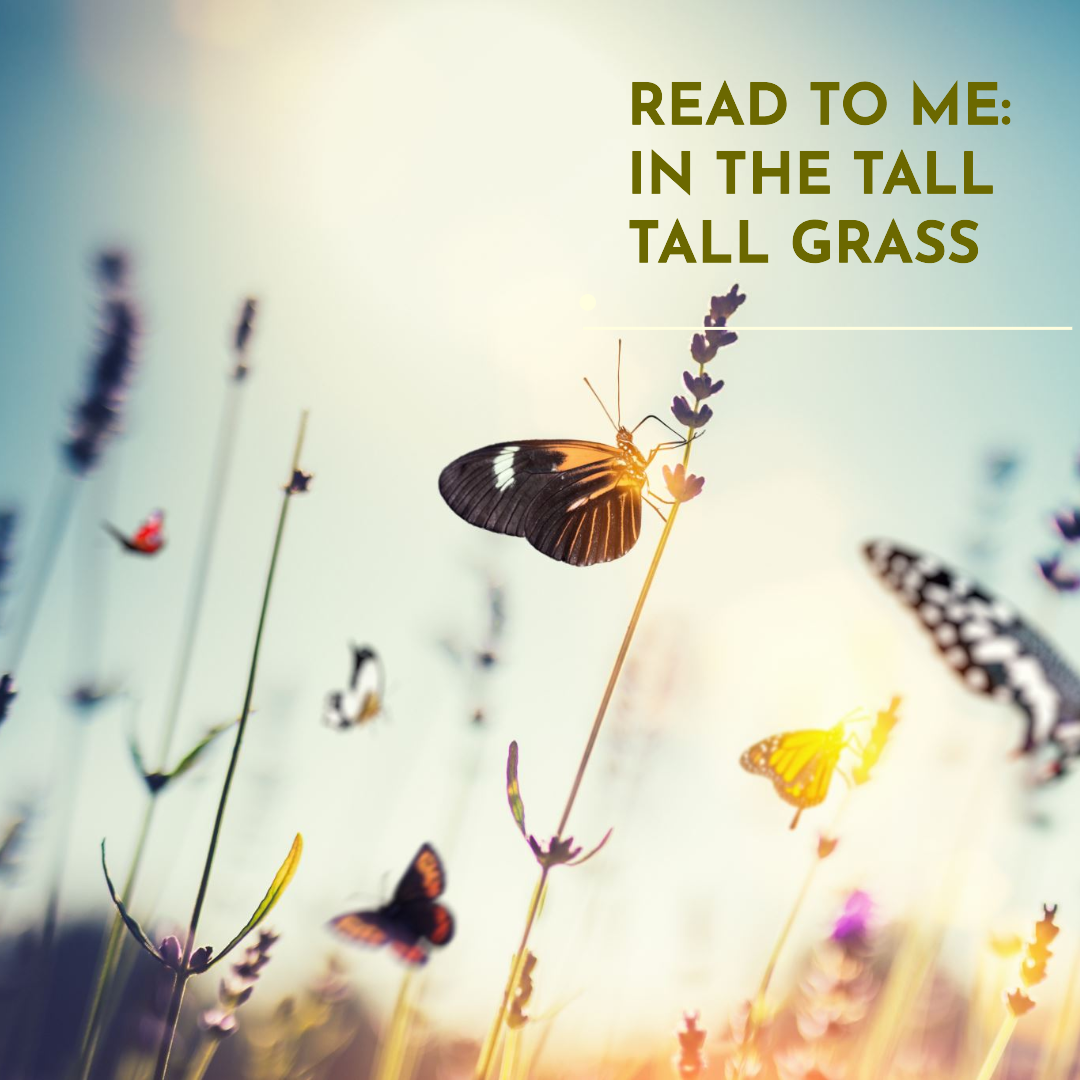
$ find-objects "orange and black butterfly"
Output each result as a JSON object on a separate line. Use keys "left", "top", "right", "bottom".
{"left": 740, "top": 722, "right": 849, "bottom": 830}
{"left": 439, "top": 360, "right": 685, "bottom": 567}
{"left": 103, "top": 509, "right": 165, "bottom": 555}
{"left": 328, "top": 844, "right": 453, "bottom": 965}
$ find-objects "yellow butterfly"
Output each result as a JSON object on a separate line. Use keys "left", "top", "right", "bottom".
{"left": 740, "top": 721, "right": 850, "bottom": 829}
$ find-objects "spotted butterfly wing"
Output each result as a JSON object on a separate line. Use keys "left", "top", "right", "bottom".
{"left": 740, "top": 724, "right": 845, "bottom": 828}
{"left": 438, "top": 435, "right": 647, "bottom": 566}
{"left": 328, "top": 843, "right": 454, "bottom": 966}
{"left": 863, "top": 540, "right": 1080, "bottom": 776}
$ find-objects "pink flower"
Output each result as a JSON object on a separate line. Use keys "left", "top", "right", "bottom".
{"left": 663, "top": 463, "right": 705, "bottom": 503}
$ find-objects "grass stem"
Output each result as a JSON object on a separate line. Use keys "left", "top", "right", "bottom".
{"left": 150, "top": 410, "right": 308, "bottom": 1080}
{"left": 975, "top": 1013, "right": 1018, "bottom": 1080}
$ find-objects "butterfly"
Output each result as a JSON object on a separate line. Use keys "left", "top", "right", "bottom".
{"left": 323, "top": 644, "right": 384, "bottom": 729}
{"left": 439, "top": 364, "right": 685, "bottom": 567}
{"left": 103, "top": 510, "right": 165, "bottom": 555}
{"left": 740, "top": 722, "right": 848, "bottom": 829}
{"left": 863, "top": 540, "right": 1080, "bottom": 779}
{"left": 328, "top": 843, "right": 454, "bottom": 965}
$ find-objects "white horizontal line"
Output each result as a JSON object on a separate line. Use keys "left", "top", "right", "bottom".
{"left": 590, "top": 326, "right": 1073, "bottom": 331}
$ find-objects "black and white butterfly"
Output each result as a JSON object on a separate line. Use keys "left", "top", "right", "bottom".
{"left": 864, "top": 540, "right": 1080, "bottom": 779}
{"left": 438, "top": 365, "right": 689, "bottom": 567}
{"left": 323, "top": 644, "right": 384, "bottom": 729}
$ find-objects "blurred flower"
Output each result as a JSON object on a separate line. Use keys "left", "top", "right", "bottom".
{"left": 832, "top": 890, "right": 873, "bottom": 943}
{"left": 1037, "top": 555, "right": 1080, "bottom": 593}
{"left": 988, "top": 932, "right": 1023, "bottom": 958}
{"left": 816, "top": 835, "right": 838, "bottom": 860}
{"left": 850, "top": 696, "right": 901, "bottom": 785}
{"left": 1052, "top": 509, "right": 1080, "bottom": 542}
{"left": 233, "top": 297, "right": 258, "bottom": 380}
{"left": 674, "top": 1011, "right": 707, "bottom": 1078}
{"left": 1004, "top": 903, "right": 1058, "bottom": 1014}
{"left": 199, "top": 1008, "right": 238, "bottom": 1039}
{"left": 671, "top": 396, "right": 713, "bottom": 429}
{"left": 69, "top": 682, "right": 119, "bottom": 713}
{"left": 683, "top": 371, "right": 725, "bottom": 401}
{"left": 286, "top": 469, "right": 313, "bottom": 495}
{"left": 0, "top": 673, "right": 16, "bottom": 725}
{"left": 663, "top": 463, "right": 705, "bottom": 503}
{"left": 201, "top": 927, "right": 279, "bottom": 1039}
{"left": 986, "top": 451, "right": 1020, "bottom": 488}
{"left": 0, "top": 508, "right": 16, "bottom": 619}
{"left": 63, "top": 251, "right": 142, "bottom": 475}
{"left": 507, "top": 951, "right": 537, "bottom": 1029}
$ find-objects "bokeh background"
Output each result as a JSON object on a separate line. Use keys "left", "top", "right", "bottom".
{"left": 1, "top": 0, "right": 1078, "bottom": 1074}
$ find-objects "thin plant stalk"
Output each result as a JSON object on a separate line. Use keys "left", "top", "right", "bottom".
{"left": 372, "top": 970, "right": 416, "bottom": 1080}
{"left": 3, "top": 471, "right": 79, "bottom": 675}
{"left": 1037, "top": 935, "right": 1080, "bottom": 1080}
{"left": 975, "top": 1014, "right": 1019, "bottom": 1080}
{"left": 76, "top": 379, "right": 248, "bottom": 1080}
{"left": 151, "top": 410, "right": 308, "bottom": 1080}
{"left": 474, "top": 429, "right": 697, "bottom": 1080}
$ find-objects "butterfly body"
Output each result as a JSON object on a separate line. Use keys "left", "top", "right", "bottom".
{"left": 864, "top": 540, "right": 1080, "bottom": 778}
{"left": 741, "top": 722, "right": 847, "bottom": 829}
{"left": 104, "top": 510, "right": 165, "bottom": 555}
{"left": 329, "top": 844, "right": 453, "bottom": 965}
{"left": 439, "top": 428, "right": 650, "bottom": 566}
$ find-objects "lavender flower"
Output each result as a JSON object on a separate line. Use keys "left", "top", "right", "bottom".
{"left": 199, "top": 926, "right": 278, "bottom": 1039}
{"left": 0, "top": 673, "right": 17, "bottom": 726}
{"left": 671, "top": 397, "right": 712, "bottom": 429}
{"left": 233, "top": 297, "right": 258, "bottom": 380}
{"left": 674, "top": 1012, "right": 707, "bottom": 1077}
{"left": 63, "top": 251, "right": 141, "bottom": 475}
{"left": 683, "top": 371, "right": 724, "bottom": 401}
{"left": 832, "top": 890, "right": 873, "bottom": 943}
{"left": 285, "top": 469, "right": 313, "bottom": 495}
{"left": 662, "top": 464, "right": 705, "bottom": 503}
{"left": 1052, "top": 509, "right": 1080, "bottom": 542}
{"left": 1037, "top": 555, "right": 1080, "bottom": 593}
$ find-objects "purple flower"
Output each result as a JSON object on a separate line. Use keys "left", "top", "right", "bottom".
{"left": 1037, "top": 555, "right": 1080, "bottom": 593}
{"left": 1052, "top": 510, "right": 1080, "bottom": 543}
{"left": 671, "top": 396, "right": 712, "bottom": 430}
{"left": 832, "top": 889, "right": 873, "bottom": 942}
{"left": 233, "top": 298, "right": 258, "bottom": 380}
{"left": 662, "top": 464, "right": 705, "bottom": 503}
{"left": 199, "top": 1008, "right": 238, "bottom": 1039}
{"left": 189, "top": 945, "right": 214, "bottom": 972}
{"left": 709, "top": 284, "right": 746, "bottom": 324}
{"left": 285, "top": 469, "right": 313, "bottom": 495}
{"left": 683, "top": 371, "right": 724, "bottom": 401}
{"left": 63, "top": 254, "right": 142, "bottom": 476}
{"left": 158, "top": 936, "right": 183, "bottom": 970}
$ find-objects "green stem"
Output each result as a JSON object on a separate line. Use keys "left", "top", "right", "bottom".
{"left": 75, "top": 378, "right": 247, "bottom": 1080}
{"left": 474, "top": 380, "right": 701, "bottom": 1080}
{"left": 151, "top": 411, "right": 308, "bottom": 1080}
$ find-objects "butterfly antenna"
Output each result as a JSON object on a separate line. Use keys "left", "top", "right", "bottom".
{"left": 583, "top": 377, "right": 618, "bottom": 433}
{"left": 616, "top": 339, "right": 623, "bottom": 427}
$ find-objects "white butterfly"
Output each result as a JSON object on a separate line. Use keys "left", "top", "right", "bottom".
{"left": 863, "top": 540, "right": 1080, "bottom": 780}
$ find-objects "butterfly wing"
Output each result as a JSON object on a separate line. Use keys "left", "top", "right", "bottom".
{"left": 328, "top": 909, "right": 397, "bottom": 949}
{"left": 132, "top": 510, "right": 164, "bottom": 553}
{"left": 393, "top": 843, "right": 447, "bottom": 904}
{"left": 439, "top": 440, "right": 643, "bottom": 566}
{"left": 741, "top": 729, "right": 840, "bottom": 816}
{"left": 864, "top": 540, "right": 1080, "bottom": 756}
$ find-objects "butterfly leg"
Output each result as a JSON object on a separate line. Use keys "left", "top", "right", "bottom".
{"left": 641, "top": 495, "right": 669, "bottom": 525}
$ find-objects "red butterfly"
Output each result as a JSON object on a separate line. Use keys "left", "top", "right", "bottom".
{"left": 103, "top": 510, "right": 165, "bottom": 555}
{"left": 328, "top": 844, "right": 454, "bottom": 965}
